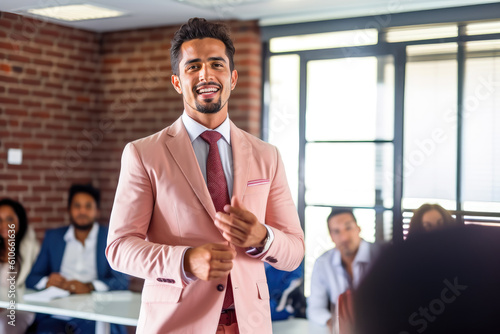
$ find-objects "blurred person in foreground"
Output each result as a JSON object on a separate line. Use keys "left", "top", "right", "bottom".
{"left": 26, "top": 184, "right": 129, "bottom": 334}
{"left": 307, "top": 208, "right": 382, "bottom": 332}
{"left": 354, "top": 224, "right": 500, "bottom": 334}
{"left": 105, "top": 17, "right": 304, "bottom": 334}
{"left": 0, "top": 198, "right": 40, "bottom": 333}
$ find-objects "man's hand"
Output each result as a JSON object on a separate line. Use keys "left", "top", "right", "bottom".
{"left": 184, "top": 243, "right": 236, "bottom": 281}
{"left": 46, "top": 273, "right": 66, "bottom": 289}
{"left": 62, "top": 280, "right": 93, "bottom": 294}
{"left": 214, "top": 197, "right": 268, "bottom": 248}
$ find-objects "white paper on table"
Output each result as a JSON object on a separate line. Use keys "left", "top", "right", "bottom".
{"left": 23, "top": 286, "right": 70, "bottom": 302}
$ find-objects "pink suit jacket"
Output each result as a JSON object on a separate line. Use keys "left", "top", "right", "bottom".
{"left": 106, "top": 117, "right": 304, "bottom": 334}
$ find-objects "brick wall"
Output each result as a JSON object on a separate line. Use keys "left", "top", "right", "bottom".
{"left": 0, "top": 12, "right": 262, "bottom": 237}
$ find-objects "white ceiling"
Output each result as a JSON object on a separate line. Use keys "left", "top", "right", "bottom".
{"left": 1, "top": 0, "right": 498, "bottom": 32}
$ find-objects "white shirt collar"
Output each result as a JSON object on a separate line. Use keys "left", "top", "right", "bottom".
{"left": 332, "top": 239, "right": 371, "bottom": 267}
{"left": 64, "top": 222, "right": 99, "bottom": 244}
{"left": 181, "top": 111, "right": 231, "bottom": 145}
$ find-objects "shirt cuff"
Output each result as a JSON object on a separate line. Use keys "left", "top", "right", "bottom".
{"left": 92, "top": 280, "right": 109, "bottom": 292}
{"left": 246, "top": 225, "right": 274, "bottom": 257}
{"left": 35, "top": 276, "right": 49, "bottom": 290}
{"left": 181, "top": 247, "right": 198, "bottom": 284}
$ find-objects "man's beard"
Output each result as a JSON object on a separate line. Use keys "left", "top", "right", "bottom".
{"left": 195, "top": 98, "right": 222, "bottom": 114}
{"left": 70, "top": 216, "right": 94, "bottom": 231}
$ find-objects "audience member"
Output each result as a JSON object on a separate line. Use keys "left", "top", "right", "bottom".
{"left": 354, "top": 224, "right": 500, "bottom": 334}
{"left": 26, "top": 184, "right": 129, "bottom": 334}
{"left": 307, "top": 208, "right": 382, "bottom": 331}
{"left": 265, "top": 262, "right": 306, "bottom": 321}
{"left": 0, "top": 198, "right": 40, "bottom": 334}
{"left": 408, "top": 203, "right": 457, "bottom": 236}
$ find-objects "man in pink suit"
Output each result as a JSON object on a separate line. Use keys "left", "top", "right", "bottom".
{"left": 106, "top": 18, "right": 304, "bottom": 334}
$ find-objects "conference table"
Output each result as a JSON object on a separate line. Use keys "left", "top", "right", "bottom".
{"left": 0, "top": 287, "right": 328, "bottom": 333}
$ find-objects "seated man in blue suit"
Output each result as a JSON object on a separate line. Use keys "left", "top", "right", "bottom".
{"left": 26, "top": 183, "right": 129, "bottom": 334}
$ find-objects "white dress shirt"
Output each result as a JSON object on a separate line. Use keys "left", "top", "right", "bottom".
{"left": 307, "top": 240, "right": 381, "bottom": 325}
{"left": 180, "top": 112, "right": 274, "bottom": 281}
{"left": 35, "top": 222, "right": 108, "bottom": 291}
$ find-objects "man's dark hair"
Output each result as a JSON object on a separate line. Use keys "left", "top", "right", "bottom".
{"left": 327, "top": 208, "right": 357, "bottom": 225}
{"left": 170, "top": 17, "right": 235, "bottom": 76}
{"left": 68, "top": 183, "right": 100, "bottom": 209}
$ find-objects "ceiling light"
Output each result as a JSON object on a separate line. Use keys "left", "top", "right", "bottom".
{"left": 175, "top": 0, "right": 265, "bottom": 9}
{"left": 27, "top": 4, "right": 127, "bottom": 22}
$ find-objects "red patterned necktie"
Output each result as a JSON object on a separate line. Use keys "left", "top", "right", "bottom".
{"left": 199, "top": 130, "right": 233, "bottom": 310}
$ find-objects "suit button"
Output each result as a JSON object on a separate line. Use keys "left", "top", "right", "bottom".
{"left": 217, "top": 284, "right": 225, "bottom": 292}
{"left": 265, "top": 256, "right": 278, "bottom": 263}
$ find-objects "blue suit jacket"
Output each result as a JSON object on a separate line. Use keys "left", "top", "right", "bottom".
{"left": 26, "top": 225, "right": 129, "bottom": 290}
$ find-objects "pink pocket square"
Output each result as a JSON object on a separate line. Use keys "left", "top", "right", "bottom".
{"left": 247, "top": 179, "right": 270, "bottom": 187}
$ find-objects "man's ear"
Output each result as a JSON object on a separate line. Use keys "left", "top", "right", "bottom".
{"left": 230, "top": 69, "right": 238, "bottom": 90}
{"left": 171, "top": 75, "right": 182, "bottom": 94}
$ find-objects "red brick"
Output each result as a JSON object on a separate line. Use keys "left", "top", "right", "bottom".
{"left": 0, "top": 97, "right": 20, "bottom": 104}
{"left": 0, "top": 42, "right": 19, "bottom": 51}
{"left": 57, "top": 63, "right": 75, "bottom": 70}
{"left": 23, "top": 46, "right": 42, "bottom": 55}
{"left": 0, "top": 63, "right": 10, "bottom": 72}
{"left": 58, "top": 42, "right": 75, "bottom": 51}
{"left": 22, "top": 121, "right": 41, "bottom": 129}
{"left": 39, "top": 28, "right": 60, "bottom": 38}
{"left": 33, "top": 91, "right": 53, "bottom": 98}
{"left": 0, "top": 75, "right": 18, "bottom": 84}
{"left": 9, "top": 88, "right": 29, "bottom": 95}
{"left": 0, "top": 174, "right": 18, "bottom": 180}
{"left": 33, "top": 59, "right": 53, "bottom": 66}
{"left": 23, "top": 100, "right": 42, "bottom": 107}
{"left": 46, "top": 50, "right": 65, "bottom": 58}
{"left": 31, "top": 111, "right": 50, "bottom": 118}
{"left": 22, "top": 174, "right": 42, "bottom": 181}
{"left": 21, "top": 78, "right": 41, "bottom": 86}
{"left": 7, "top": 185, "right": 28, "bottom": 191}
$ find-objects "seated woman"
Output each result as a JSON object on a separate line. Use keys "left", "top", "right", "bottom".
{"left": 408, "top": 203, "right": 457, "bottom": 236}
{"left": 0, "top": 198, "right": 40, "bottom": 334}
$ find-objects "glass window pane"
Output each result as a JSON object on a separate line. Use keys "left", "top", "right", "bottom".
{"left": 304, "top": 206, "right": 332, "bottom": 297}
{"left": 305, "top": 143, "right": 393, "bottom": 208}
{"left": 385, "top": 24, "right": 457, "bottom": 43}
{"left": 462, "top": 47, "right": 500, "bottom": 209}
{"left": 270, "top": 29, "right": 377, "bottom": 53}
{"left": 268, "top": 55, "right": 300, "bottom": 206}
{"left": 403, "top": 56, "right": 457, "bottom": 210}
{"left": 466, "top": 20, "right": 500, "bottom": 36}
{"left": 306, "top": 56, "right": 394, "bottom": 141}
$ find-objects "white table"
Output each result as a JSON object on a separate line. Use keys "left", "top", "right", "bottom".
{"left": 0, "top": 288, "right": 140, "bottom": 326}
{"left": 1, "top": 288, "right": 327, "bottom": 333}
{"left": 272, "top": 318, "right": 330, "bottom": 334}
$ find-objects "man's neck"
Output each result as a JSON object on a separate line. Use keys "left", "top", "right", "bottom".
{"left": 185, "top": 109, "right": 228, "bottom": 130}
{"left": 74, "top": 227, "right": 92, "bottom": 246}
{"left": 341, "top": 250, "right": 359, "bottom": 279}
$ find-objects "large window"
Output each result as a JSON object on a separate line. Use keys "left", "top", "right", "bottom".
{"left": 263, "top": 6, "right": 500, "bottom": 296}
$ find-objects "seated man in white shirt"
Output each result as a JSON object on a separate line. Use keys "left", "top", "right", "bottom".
{"left": 306, "top": 208, "right": 381, "bottom": 331}
{"left": 26, "top": 183, "right": 129, "bottom": 334}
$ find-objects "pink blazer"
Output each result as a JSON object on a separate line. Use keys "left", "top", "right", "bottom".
{"left": 106, "top": 117, "right": 304, "bottom": 334}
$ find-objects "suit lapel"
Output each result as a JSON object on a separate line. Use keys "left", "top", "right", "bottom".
{"left": 230, "top": 121, "right": 252, "bottom": 203}
{"left": 165, "top": 117, "right": 216, "bottom": 220}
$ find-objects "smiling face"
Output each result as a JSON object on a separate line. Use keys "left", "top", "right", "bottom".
{"left": 171, "top": 38, "right": 238, "bottom": 128}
